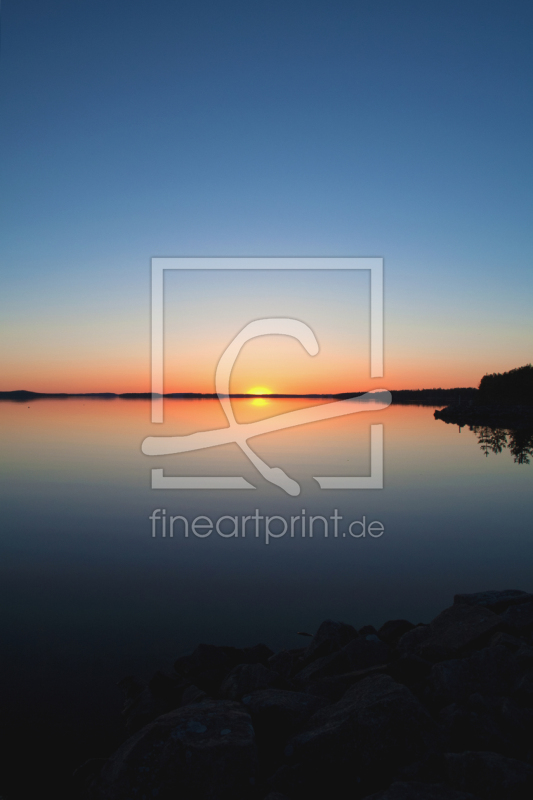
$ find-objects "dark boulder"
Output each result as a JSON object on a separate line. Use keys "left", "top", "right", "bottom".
{"left": 500, "top": 698, "right": 533, "bottom": 760}
{"left": 512, "top": 671, "right": 533, "bottom": 707}
{"left": 242, "top": 688, "right": 326, "bottom": 735}
{"left": 378, "top": 619, "right": 416, "bottom": 645}
{"left": 304, "top": 619, "right": 358, "bottom": 661}
{"left": 174, "top": 643, "right": 239, "bottom": 677}
{"left": 387, "top": 655, "right": 432, "bottom": 688}
{"left": 363, "top": 781, "right": 477, "bottom": 799}
{"left": 444, "top": 750, "right": 533, "bottom": 799}
{"left": 286, "top": 674, "right": 441, "bottom": 796}
{"left": 293, "top": 649, "right": 349, "bottom": 685}
{"left": 220, "top": 663, "right": 279, "bottom": 700}
{"left": 90, "top": 700, "right": 257, "bottom": 800}
{"left": 264, "top": 793, "right": 292, "bottom": 800}
{"left": 490, "top": 631, "right": 524, "bottom": 651}
{"left": 268, "top": 649, "right": 297, "bottom": 680}
{"left": 399, "top": 604, "right": 502, "bottom": 662}
{"left": 293, "top": 635, "right": 389, "bottom": 687}
{"left": 454, "top": 590, "right": 532, "bottom": 614}
{"left": 304, "top": 664, "right": 388, "bottom": 702}
{"left": 359, "top": 625, "right": 379, "bottom": 637}
{"left": 501, "top": 600, "right": 533, "bottom": 634}
{"left": 344, "top": 636, "right": 390, "bottom": 670}
{"left": 512, "top": 643, "right": 533, "bottom": 672}
{"left": 438, "top": 697, "right": 511, "bottom": 755}
{"left": 120, "top": 684, "right": 166, "bottom": 736}
{"left": 268, "top": 763, "right": 308, "bottom": 798}
{"left": 117, "top": 677, "right": 158, "bottom": 735}
{"left": 242, "top": 688, "right": 327, "bottom": 768}
{"left": 149, "top": 670, "right": 186, "bottom": 706}
{"left": 425, "top": 645, "right": 518, "bottom": 707}
{"left": 240, "top": 643, "right": 274, "bottom": 665}
{"left": 180, "top": 684, "right": 208, "bottom": 705}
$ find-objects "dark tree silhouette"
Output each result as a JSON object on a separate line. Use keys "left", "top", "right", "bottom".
{"left": 472, "top": 425, "right": 532, "bottom": 464}
{"left": 508, "top": 429, "right": 533, "bottom": 465}
{"left": 473, "top": 426, "right": 507, "bottom": 457}
{"left": 477, "top": 364, "right": 533, "bottom": 405}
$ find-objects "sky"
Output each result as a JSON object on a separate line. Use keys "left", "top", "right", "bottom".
{"left": 0, "top": 0, "right": 532, "bottom": 393}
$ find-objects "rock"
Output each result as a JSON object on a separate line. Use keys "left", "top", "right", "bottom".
{"left": 180, "top": 684, "right": 208, "bottom": 705}
{"left": 149, "top": 670, "right": 186, "bottom": 705}
{"left": 293, "top": 649, "right": 349, "bottom": 684}
{"left": 92, "top": 700, "right": 257, "bottom": 799}
{"left": 454, "top": 590, "right": 532, "bottom": 614}
{"left": 363, "top": 781, "right": 477, "bottom": 799}
{"left": 343, "top": 636, "right": 390, "bottom": 670}
{"left": 174, "top": 644, "right": 243, "bottom": 694}
{"left": 174, "top": 643, "right": 239, "bottom": 677}
{"left": 220, "top": 663, "right": 279, "bottom": 700}
{"left": 240, "top": 643, "right": 274, "bottom": 665}
{"left": 399, "top": 603, "right": 502, "bottom": 662}
{"left": 293, "top": 635, "right": 388, "bottom": 686}
{"left": 438, "top": 697, "right": 510, "bottom": 755}
{"left": 500, "top": 698, "right": 533, "bottom": 760}
{"left": 268, "top": 650, "right": 296, "bottom": 680}
{"left": 287, "top": 674, "right": 441, "bottom": 796}
{"left": 512, "top": 671, "right": 533, "bottom": 707}
{"left": 99, "top": 592, "right": 533, "bottom": 799}
{"left": 242, "top": 688, "right": 327, "bottom": 765}
{"left": 398, "top": 623, "right": 430, "bottom": 652}
{"left": 304, "top": 619, "right": 358, "bottom": 661}
{"left": 73, "top": 758, "right": 109, "bottom": 789}
{"left": 304, "top": 665, "right": 388, "bottom": 702}
{"left": 490, "top": 631, "right": 524, "bottom": 651}
{"left": 387, "top": 655, "right": 432, "bottom": 688}
{"left": 242, "top": 688, "right": 326, "bottom": 731}
{"left": 378, "top": 619, "right": 416, "bottom": 645}
{"left": 268, "top": 763, "right": 307, "bottom": 797}
{"left": 426, "top": 645, "right": 517, "bottom": 707}
{"left": 120, "top": 685, "right": 159, "bottom": 735}
{"left": 512, "top": 643, "right": 533, "bottom": 672}
{"left": 116, "top": 675, "right": 143, "bottom": 700}
{"left": 501, "top": 600, "right": 533, "bottom": 633}
{"left": 444, "top": 750, "right": 533, "bottom": 799}
{"left": 359, "top": 625, "right": 379, "bottom": 637}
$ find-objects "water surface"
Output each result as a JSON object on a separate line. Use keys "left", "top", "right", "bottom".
{"left": 0, "top": 397, "right": 531, "bottom": 796}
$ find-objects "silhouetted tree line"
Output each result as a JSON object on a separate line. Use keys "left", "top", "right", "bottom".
{"left": 477, "top": 364, "right": 533, "bottom": 405}
{"left": 387, "top": 388, "right": 476, "bottom": 406}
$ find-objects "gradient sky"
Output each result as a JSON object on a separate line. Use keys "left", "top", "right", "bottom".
{"left": 1, "top": 0, "right": 532, "bottom": 392}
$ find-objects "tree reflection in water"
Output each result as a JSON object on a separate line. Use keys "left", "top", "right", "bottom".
{"left": 470, "top": 426, "right": 533, "bottom": 464}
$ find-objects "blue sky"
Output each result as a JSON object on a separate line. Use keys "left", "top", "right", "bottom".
{"left": 1, "top": 0, "right": 531, "bottom": 391}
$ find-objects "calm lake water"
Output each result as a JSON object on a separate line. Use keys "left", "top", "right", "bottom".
{"left": 0, "top": 397, "right": 531, "bottom": 796}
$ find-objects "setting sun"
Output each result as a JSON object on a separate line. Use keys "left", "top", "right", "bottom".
{"left": 247, "top": 386, "right": 272, "bottom": 396}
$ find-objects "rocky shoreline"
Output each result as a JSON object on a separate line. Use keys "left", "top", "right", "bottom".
{"left": 78, "top": 589, "right": 533, "bottom": 799}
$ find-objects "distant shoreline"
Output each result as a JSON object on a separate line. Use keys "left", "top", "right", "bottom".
{"left": 0, "top": 388, "right": 476, "bottom": 405}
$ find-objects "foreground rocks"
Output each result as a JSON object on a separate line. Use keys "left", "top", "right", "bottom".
{"left": 94, "top": 700, "right": 256, "bottom": 800}
{"left": 84, "top": 589, "right": 533, "bottom": 799}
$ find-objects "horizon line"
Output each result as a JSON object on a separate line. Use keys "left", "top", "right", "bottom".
{"left": 0, "top": 387, "right": 477, "bottom": 400}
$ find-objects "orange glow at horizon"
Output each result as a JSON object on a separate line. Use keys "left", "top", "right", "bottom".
{"left": 1, "top": 338, "right": 525, "bottom": 395}
{"left": 0, "top": 358, "right": 494, "bottom": 394}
